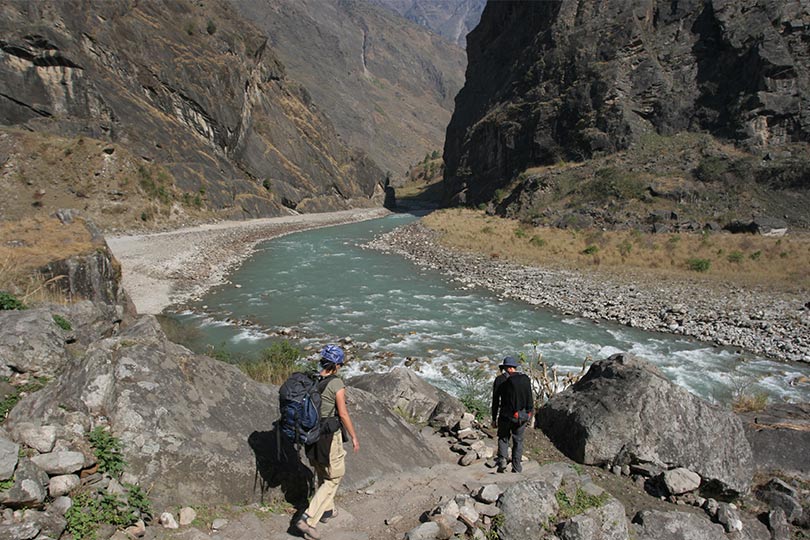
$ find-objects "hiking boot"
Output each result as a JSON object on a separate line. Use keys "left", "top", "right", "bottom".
{"left": 319, "top": 508, "right": 338, "bottom": 523}
{"left": 295, "top": 517, "right": 321, "bottom": 540}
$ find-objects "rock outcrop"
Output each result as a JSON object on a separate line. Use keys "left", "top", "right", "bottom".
{"left": 369, "top": 0, "right": 486, "bottom": 48}
{"left": 5, "top": 315, "right": 443, "bottom": 506}
{"left": 0, "top": 0, "right": 383, "bottom": 219}
{"left": 444, "top": 0, "right": 810, "bottom": 206}
{"left": 349, "top": 366, "right": 465, "bottom": 428}
{"left": 538, "top": 353, "right": 754, "bottom": 495}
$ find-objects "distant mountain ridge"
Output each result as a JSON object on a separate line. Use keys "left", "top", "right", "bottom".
{"left": 229, "top": 0, "right": 467, "bottom": 178}
{"left": 0, "top": 0, "right": 384, "bottom": 224}
{"left": 368, "top": 0, "right": 486, "bottom": 47}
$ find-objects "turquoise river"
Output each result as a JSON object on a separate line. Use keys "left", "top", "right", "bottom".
{"left": 171, "top": 213, "right": 810, "bottom": 404}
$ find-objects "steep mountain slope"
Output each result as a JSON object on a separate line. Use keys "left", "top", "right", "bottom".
{"left": 369, "top": 0, "right": 486, "bottom": 47}
{"left": 228, "top": 0, "right": 466, "bottom": 178}
{"left": 443, "top": 0, "right": 810, "bottom": 228}
{"left": 0, "top": 0, "right": 384, "bottom": 225}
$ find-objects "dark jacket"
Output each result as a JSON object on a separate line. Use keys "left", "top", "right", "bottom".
{"left": 492, "top": 372, "right": 533, "bottom": 421}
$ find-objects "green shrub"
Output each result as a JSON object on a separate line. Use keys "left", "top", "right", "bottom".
{"left": 0, "top": 291, "right": 25, "bottom": 310}
{"left": 455, "top": 364, "right": 490, "bottom": 421}
{"left": 695, "top": 156, "right": 729, "bottom": 182}
{"left": 514, "top": 228, "right": 527, "bottom": 239}
{"left": 617, "top": 240, "right": 632, "bottom": 257}
{"left": 750, "top": 250, "right": 762, "bottom": 261}
{"left": 687, "top": 258, "right": 711, "bottom": 272}
{"left": 206, "top": 20, "right": 217, "bottom": 35}
{"left": 582, "top": 245, "right": 599, "bottom": 255}
{"left": 88, "top": 427, "right": 126, "bottom": 477}
{"left": 66, "top": 488, "right": 148, "bottom": 540}
{"left": 239, "top": 340, "right": 302, "bottom": 385}
{"left": 481, "top": 226, "right": 493, "bottom": 234}
{"left": 529, "top": 235, "right": 546, "bottom": 248}
{"left": 53, "top": 314, "right": 72, "bottom": 331}
{"left": 556, "top": 486, "right": 611, "bottom": 520}
{"left": 727, "top": 251, "right": 744, "bottom": 264}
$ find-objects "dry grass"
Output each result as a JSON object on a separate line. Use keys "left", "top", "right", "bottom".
{"left": 732, "top": 393, "right": 769, "bottom": 414}
{"left": 0, "top": 216, "right": 96, "bottom": 302}
{"left": 421, "top": 209, "right": 810, "bottom": 290}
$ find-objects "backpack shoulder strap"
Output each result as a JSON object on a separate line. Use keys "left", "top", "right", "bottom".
{"left": 316, "top": 374, "right": 337, "bottom": 393}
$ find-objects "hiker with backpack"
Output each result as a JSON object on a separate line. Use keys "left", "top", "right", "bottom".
{"left": 294, "top": 344, "right": 359, "bottom": 540}
{"left": 491, "top": 356, "right": 533, "bottom": 473}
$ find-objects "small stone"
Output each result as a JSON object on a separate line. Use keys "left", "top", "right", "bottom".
{"left": 611, "top": 465, "right": 622, "bottom": 476}
{"left": 716, "top": 502, "right": 743, "bottom": 532}
{"left": 0, "top": 522, "right": 39, "bottom": 540}
{"left": 768, "top": 508, "right": 790, "bottom": 540}
{"left": 48, "top": 475, "right": 80, "bottom": 497}
{"left": 12, "top": 424, "right": 57, "bottom": 454}
{"left": 30, "top": 451, "right": 86, "bottom": 475}
{"left": 107, "top": 478, "right": 126, "bottom": 497}
{"left": 703, "top": 498, "right": 719, "bottom": 518}
{"left": 211, "top": 518, "right": 228, "bottom": 530}
{"left": 385, "top": 515, "right": 403, "bottom": 526}
{"left": 125, "top": 519, "right": 146, "bottom": 538}
{"left": 476, "top": 484, "right": 503, "bottom": 504}
{"left": 459, "top": 450, "right": 477, "bottom": 466}
{"left": 48, "top": 496, "right": 72, "bottom": 516}
{"left": 0, "top": 431, "right": 20, "bottom": 481}
{"left": 405, "top": 521, "right": 439, "bottom": 540}
{"left": 662, "top": 467, "right": 702, "bottom": 495}
{"left": 160, "top": 512, "right": 179, "bottom": 529}
{"left": 179, "top": 506, "right": 197, "bottom": 526}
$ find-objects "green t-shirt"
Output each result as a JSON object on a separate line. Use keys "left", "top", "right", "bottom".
{"left": 319, "top": 376, "right": 344, "bottom": 418}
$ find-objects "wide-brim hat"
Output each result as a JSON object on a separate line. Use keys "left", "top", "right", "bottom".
{"left": 500, "top": 356, "right": 519, "bottom": 368}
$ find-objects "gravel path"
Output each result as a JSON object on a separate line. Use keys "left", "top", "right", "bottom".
{"left": 106, "top": 208, "right": 390, "bottom": 314}
{"left": 366, "top": 222, "right": 810, "bottom": 363}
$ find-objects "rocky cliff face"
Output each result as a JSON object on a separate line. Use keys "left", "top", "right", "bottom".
{"left": 369, "top": 0, "right": 487, "bottom": 47}
{"left": 444, "top": 0, "right": 810, "bottom": 206}
{"left": 230, "top": 0, "right": 466, "bottom": 178}
{"left": 0, "top": 0, "right": 384, "bottom": 219}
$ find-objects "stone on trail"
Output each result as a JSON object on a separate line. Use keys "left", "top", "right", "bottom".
{"left": 20, "top": 509, "right": 67, "bottom": 539}
{"left": 557, "top": 499, "right": 627, "bottom": 540}
{"left": 211, "top": 518, "right": 228, "bottom": 530}
{"left": 767, "top": 508, "right": 790, "bottom": 540}
{"left": 48, "top": 496, "right": 72, "bottom": 516}
{"left": 160, "top": 512, "right": 179, "bottom": 529}
{"left": 179, "top": 506, "right": 197, "bottom": 526}
{"left": 538, "top": 354, "right": 754, "bottom": 494}
{"left": 405, "top": 521, "right": 440, "bottom": 540}
{"left": 662, "top": 467, "right": 702, "bottom": 495}
{"left": 0, "top": 309, "right": 69, "bottom": 376}
{"left": 476, "top": 484, "right": 503, "bottom": 504}
{"left": 125, "top": 519, "right": 146, "bottom": 538}
{"left": 716, "top": 502, "right": 743, "bottom": 533}
{"left": 0, "top": 458, "right": 48, "bottom": 508}
{"left": 10, "top": 423, "right": 57, "bottom": 454}
{"left": 0, "top": 522, "right": 40, "bottom": 540}
{"left": 47, "top": 474, "right": 80, "bottom": 498}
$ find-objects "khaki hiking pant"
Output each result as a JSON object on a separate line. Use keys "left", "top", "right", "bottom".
{"left": 305, "top": 431, "right": 346, "bottom": 526}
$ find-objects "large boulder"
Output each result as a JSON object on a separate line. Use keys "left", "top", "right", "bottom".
{"left": 538, "top": 354, "right": 754, "bottom": 494}
{"left": 349, "top": 366, "right": 465, "bottom": 428}
{"left": 8, "top": 315, "right": 442, "bottom": 507}
{"left": 0, "top": 309, "right": 70, "bottom": 377}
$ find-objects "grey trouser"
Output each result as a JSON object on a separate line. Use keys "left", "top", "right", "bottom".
{"left": 497, "top": 416, "right": 527, "bottom": 472}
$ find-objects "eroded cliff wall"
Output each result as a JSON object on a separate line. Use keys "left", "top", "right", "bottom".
{"left": 444, "top": 0, "right": 810, "bottom": 205}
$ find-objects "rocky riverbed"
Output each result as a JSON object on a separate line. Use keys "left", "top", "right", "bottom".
{"left": 366, "top": 222, "right": 810, "bottom": 364}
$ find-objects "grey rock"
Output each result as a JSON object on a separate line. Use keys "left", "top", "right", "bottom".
{"left": 741, "top": 403, "right": 810, "bottom": 477}
{"left": 757, "top": 489, "right": 803, "bottom": 523}
{"left": 632, "top": 509, "right": 726, "bottom": 540}
{"left": 21, "top": 510, "right": 67, "bottom": 539}
{"left": 767, "top": 508, "right": 790, "bottom": 540}
{"left": 662, "top": 468, "right": 702, "bottom": 495}
{"left": 211, "top": 518, "right": 228, "bottom": 530}
{"left": 0, "top": 310, "right": 68, "bottom": 376}
{"left": 717, "top": 503, "right": 743, "bottom": 533}
{"left": 10, "top": 424, "right": 57, "bottom": 454}
{"left": 0, "top": 429, "right": 19, "bottom": 480}
{"left": 0, "top": 458, "right": 48, "bottom": 508}
{"left": 476, "top": 484, "right": 503, "bottom": 504}
{"left": 47, "top": 475, "right": 80, "bottom": 498}
{"left": 498, "top": 480, "right": 561, "bottom": 540}
{"left": 405, "top": 521, "right": 440, "bottom": 540}
{"left": 30, "top": 451, "right": 86, "bottom": 475}
{"left": 179, "top": 506, "right": 197, "bottom": 526}
{"left": 459, "top": 450, "right": 478, "bottom": 466}
{"left": 0, "top": 522, "right": 39, "bottom": 540}
{"left": 703, "top": 498, "right": 719, "bottom": 518}
{"left": 558, "top": 499, "right": 628, "bottom": 540}
{"left": 160, "top": 512, "right": 179, "bottom": 529}
{"left": 539, "top": 354, "right": 754, "bottom": 494}
{"left": 48, "top": 496, "right": 72, "bottom": 516}
{"left": 474, "top": 502, "right": 500, "bottom": 517}
{"left": 432, "top": 498, "right": 459, "bottom": 522}
{"left": 349, "top": 367, "right": 465, "bottom": 428}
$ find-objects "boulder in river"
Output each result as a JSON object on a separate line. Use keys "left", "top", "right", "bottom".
{"left": 538, "top": 354, "right": 754, "bottom": 495}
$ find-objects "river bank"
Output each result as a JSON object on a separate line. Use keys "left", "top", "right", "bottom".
{"left": 365, "top": 222, "right": 810, "bottom": 364}
{"left": 106, "top": 208, "right": 391, "bottom": 314}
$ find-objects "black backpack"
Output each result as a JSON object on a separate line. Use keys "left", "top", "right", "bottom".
{"left": 278, "top": 372, "right": 333, "bottom": 446}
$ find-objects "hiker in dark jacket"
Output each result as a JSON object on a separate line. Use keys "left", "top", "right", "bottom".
{"left": 491, "top": 356, "right": 533, "bottom": 473}
{"left": 296, "top": 344, "right": 359, "bottom": 540}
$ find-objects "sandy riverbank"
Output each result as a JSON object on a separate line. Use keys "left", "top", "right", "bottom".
{"left": 106, "top": 208, "right": 391, "bottom": 314}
